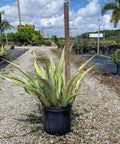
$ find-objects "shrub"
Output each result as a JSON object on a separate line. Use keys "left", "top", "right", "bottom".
{"left": 111, "top": 49, "right": 120, "bottom": 64}
{"left": 45, "top": 40, "right": 52, "bottom": 46}
{"left": 16, "top": 42, "right": 22, "bottom": 46}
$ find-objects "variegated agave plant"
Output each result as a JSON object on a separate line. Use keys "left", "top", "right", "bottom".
{"left": 0, "top": 50, "right": 95, "bottom": 107}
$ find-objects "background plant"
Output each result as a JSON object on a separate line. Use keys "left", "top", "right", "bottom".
{"left": 0, "top": 24, "right": 44, "bottom": 46}
{"left": 0, "top": 45, "right": 7, "bottom": 56}
{"left": 111, "top": 49, "right": 120, "bottom": 64}
{"left": 101, "top": 0, "right": 120, "bottom": 28}
{"left": 0, "top": 11, "right": 14, "bottom": 35}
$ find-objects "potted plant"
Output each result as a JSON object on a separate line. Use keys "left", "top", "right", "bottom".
{"left": 0, "top": 45, "right": 8, "bottom": 61}
{"left": 10, "top": 41, "right": 15, "bottom": 49}
{"left": 0, "top": 49, "right": 95, "bottom": 135}
{"left": 111, "top": 49, "right": 120, "bottom": 75}
{"left": 0, "top": 44, "right": 7, "bottom": 54}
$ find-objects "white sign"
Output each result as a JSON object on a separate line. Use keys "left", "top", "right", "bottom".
{"left": 89, "top": 33, "right": 103, "bottom": 38}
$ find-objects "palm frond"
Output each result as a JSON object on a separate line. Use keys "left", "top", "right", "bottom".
{"left": 101, "top": 3, "right": 118, "bottom": 15}
{"left": 110, "top": 9, "right": 120, "bottom": 27}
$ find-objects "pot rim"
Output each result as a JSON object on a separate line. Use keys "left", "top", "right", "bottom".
{"left": 43, "top": 104, "right": 72, "bottom": 112}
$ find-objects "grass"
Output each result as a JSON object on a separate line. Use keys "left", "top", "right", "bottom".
{"left": 37, "top": 57, "right": 49, "bottom": 64}
{"left": 52, "top": 48, "right": 120, "bottom": 97}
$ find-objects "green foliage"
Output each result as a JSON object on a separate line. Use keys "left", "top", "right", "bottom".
{"left": 14, "top": 32, "right": 32, "bottom": 44}
{"left": 34, "top": 30, "right": 44, "bottom": 45}
{"left": 0, "top": 45, "right": 10, "bottom": 61}
{"left": 32, "top": 34, "right": 38, "bottom": 45}
{"left": 0, "top": 34, "right": 6, "bottom": 43}
{"left": 16, "top": 25, "right": 44, "bottom": 46}
{"left": 7, "top": 32, "right": 15, "bottom": 42}
{"left": 100, "top": 44, "right": 107, "bottom": 53}
{"left": 16, "top": 25, "right": 35, "bottom": 45}
{"left": 0, "top": 11, "right": 14, "bottom": 35}
{"left": 0, "top": 50, "right": 95, "bottom": 108}
{"left": 101, "top": 0, "right": 120, "bottom": 27}
{"left": 111, "top": 49, "right": 120, "bottom": 64}
{"left": 17, "top": 24, "right": 35, "bottom": 33}
{"left": 0, "top": 45, "right": 7, "bottom": 56}
{"left": 52, "top": 35, "right": 59, "bottom": 44}
{"left": 44, "top": 40, "right": 52, "bottom": 46}
{"left": 57, "top": 39, "right": 65, "bottom": 48}
{"left": 0, "top": 24, "right": 44, "bottom": 46}
{"left": 81, "top": 29, "right": 120, "bottom": 41}
{"left": 0, "top": 20, "right": 14, "bottom": 35}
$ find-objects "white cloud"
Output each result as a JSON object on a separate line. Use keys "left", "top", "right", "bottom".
{"left": 100, "top": 14, "right": 120, "bottom": 31}
{"left": 0, "top": 0, "right": 118, "bottom": 37}
{"left": 101, "top": 14, "right": 112, "bottom": 30}
{"left": 38, "top": 15, "right": 64, "bottom": 28}
{"left": 19, "top": 0, "right": 63, "bottom": 18}
{"left": 77, "top": 0, "right": 100, "bottom": 17}
{"left": 0, "top": 0, "right": 64, "bottom": 37}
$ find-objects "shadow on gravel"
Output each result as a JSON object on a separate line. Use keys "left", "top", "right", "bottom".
{"left": 17, "top": 114, "right": 43, "bottom": 124}
{"left": 15, "top": 110, "right": 44, "bottom": 134}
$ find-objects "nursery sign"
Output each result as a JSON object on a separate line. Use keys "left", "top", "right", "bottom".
{"left": 89, "top": 33, "right": 103, "bottom": 38}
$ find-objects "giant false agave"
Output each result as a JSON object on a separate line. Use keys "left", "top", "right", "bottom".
{"left": 0, "top": 50, "right": 95, "bottom": 107}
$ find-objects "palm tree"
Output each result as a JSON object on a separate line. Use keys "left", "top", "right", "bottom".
{"left": 0, "top": 20, "right": 14, "bottom": 35}
{"left": 0, "top": 11, "right": 14, "bottom": 35}
{"left": 101, "top": 0, "right": 120, "bottom": 28}
{"left": 0, "top": 11, "right": 4, "bottom": 34}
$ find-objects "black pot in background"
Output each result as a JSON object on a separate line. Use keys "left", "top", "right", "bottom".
{"left": 43, "top": 104, "right": 72, "bottom": 136}
{"left": 10, "top": 46, "right": 14, "bottom": 49}
{"left": 117, "top": 64, "right": 120, "bottom": 75}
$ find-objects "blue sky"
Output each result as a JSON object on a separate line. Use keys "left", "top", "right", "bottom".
{"left": 0, "top": 0, "right": 119, "bottom": 37}
{"left": 0, "top": 0, "right": 17, "bottom": 8}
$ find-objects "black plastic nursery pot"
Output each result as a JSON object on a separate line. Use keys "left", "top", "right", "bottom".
{"left": 117, "top": 64, "right": 120, "bottom": 75}
{"left": 43, "top": 104, "right": 72, "bottom": 136}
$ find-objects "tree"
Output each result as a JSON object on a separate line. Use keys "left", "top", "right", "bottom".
{"left": 101, "top": 0, "right": 120, "bottom": 27}
{"left": 0, "top": 11, "right": 4, "bottom": 34}
{"left": 17, "top": 24, "right": 35, "bottom": 33}
{"left": 52, "top": 35, "right": 58, "bottom": 44}
{"left": 16, "top": 25, "right": 44, "bottom": 45}
{"left": 0, "top": 11, "right": 14, "bottom": 35}
{"left": 0, "top": 20, "right": 14, "bottom": 35}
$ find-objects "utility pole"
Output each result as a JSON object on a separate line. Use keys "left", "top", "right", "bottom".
{"left": 64, "top": 0, "right": 70, "bottom": 82}
{"left": 77, "top": 32, "right": 79, "bottom": 54}
{"left": 103, "top": 31, "right": 105, "bottom": 43}
{"left": 5, "top": 33, "right": 8, "bottom": 49}
{"left": 81, "top": 36, "right": 83, "bottom": 54}
{"left": 97, "top": 19, "right": 100, "bottom": 55}
{"left": 17, "top": 0, "right": 22, "bottom": 26}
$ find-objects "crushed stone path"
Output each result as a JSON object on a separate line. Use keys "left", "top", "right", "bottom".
{"left": 0, "top": 46, "right": 120, "bottom": 144}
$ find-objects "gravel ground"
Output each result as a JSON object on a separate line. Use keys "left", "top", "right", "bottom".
{"left": 0, "top": 46, "right": 120, "bottom": 144}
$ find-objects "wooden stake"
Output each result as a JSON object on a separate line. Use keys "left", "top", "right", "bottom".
{"left": 64, "top": 1, "right": 70, "bottom": 83}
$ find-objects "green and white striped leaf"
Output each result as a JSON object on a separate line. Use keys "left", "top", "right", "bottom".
{"left": 0, "top": 50, "right": 96, "bottom": 108}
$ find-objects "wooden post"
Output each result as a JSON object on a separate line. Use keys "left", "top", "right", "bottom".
{"left": 17, "top": 0, "right": 22, "bottom": 26}
{"left": 64, "top": 1, "right": 70, "bottom": 83}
